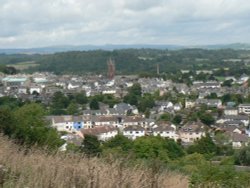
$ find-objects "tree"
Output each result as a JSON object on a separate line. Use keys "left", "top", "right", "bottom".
{"left": 74, "top": 92, "right": 88, "bottom": 104}
{"left": 199, "top": 113, "right": 215, "bottom": 126}
{"left": 0, "top": 108, "right": 16, "bottom": 136}
{"left": 124, "top": 83, "right": 142, "bottom": 106}
{"left": 13, "top": 103, "right": 64, "bottom": 149}
{"left": 187, "top": 134, "right": 217, "bottom": 156}
{"left": 133, "top": 136, "right": 169, "bottom": 162}
{"left": 159, "top": 113, "right": 172, "bottom": 121}
{"left": 67, "top": 101, "right": 78, "bottom": 115}
{"left": 214, "top": 132, "right": 233, "bottom": 156}
{"left": 81, "top": 134, "right": 102, "bottom": 157}
{"left": 89, "top": 98, "right": 99, "bottom": 110}
{"left": 138, "top": 94, "right": 155, "bottom": 112}
{"left": 103, "top": 134, "right": 133, "bottom": 153}
{"left": 52, "top": 91, "right": 69, "bottom": 109}
{"left": 133, "top": 136, "right": 185, "bottom": 162}
{"left": 129, "top": 83, "right": 142, "bottom": 97}
{"left": 222, "top": 79, "right": 233, "bottom": 87}
{"left": 172, "top": 114, "right": 182, "bottom": 125}
{"left": 235, "top": 145, "right": 250, "bottom": 166}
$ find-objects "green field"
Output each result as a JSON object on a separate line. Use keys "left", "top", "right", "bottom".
{"left": 12, "top": 61, "right": 39, "bottom": 70}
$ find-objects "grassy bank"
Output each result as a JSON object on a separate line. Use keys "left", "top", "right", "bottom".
{"left": 0, "top": 135, "right": 188, "bottom": 188}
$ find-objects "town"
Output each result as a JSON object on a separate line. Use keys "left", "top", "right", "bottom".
{"left": 1, "top": 62, "right": 250, "bottom": 151}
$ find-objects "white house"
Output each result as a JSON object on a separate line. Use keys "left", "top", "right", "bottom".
{"left": 18, "top": 87, "right": 27, "bottom": 94}
{"left": 226, "top": 132, "right": 249, "bottom": 149}
{"left": 185, "top": 100, "right": 195, "bottom": 109}
{"left": 178, "top": 122, "right": 206, "bottom": 143}
{"left": 153, "top": 124, "right": 178, "bottom": 140}
{"left": 92, "top": 116, "right": 119, "bottom": 127}
{"left": 216, "top": 115, "right": 249, "bottom": 127}
{"left": 238, "top": 104, "right": 250, "bottom": 115}
{"left": 122, "top": 116, "right": 147, "bottom": 127}
{"left": 51, "top": 116, "right": 84, "bottom": 132}
{"left": 224, "top": 107, "right": 238, "bottom": 116}
{"left": 123, "top": 125, "right": 145, "bottom": 140}
{"left": 30, "top": 85, "right": 42, "bottom": 94}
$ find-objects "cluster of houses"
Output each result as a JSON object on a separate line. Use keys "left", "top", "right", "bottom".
{"left": 48, "top": 114, "right": 207, "bottom": 144}
{"left": 1, "top": 72, "right": 249, "bottom": 103}
{"left": 48, "top": 101, "right": 250, "bottom": 149}
{"left": 1, "top": 72, "right": 250, "bottom": 149}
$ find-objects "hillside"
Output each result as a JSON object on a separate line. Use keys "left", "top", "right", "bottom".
{"left": 0, "top": 135, "right": 188, "bottom": 188}
{"left": 0, "top": 48, "right": 249, "bottom": 75}
{"left": 29, "top": 48, "right": 246, "bottom": 75}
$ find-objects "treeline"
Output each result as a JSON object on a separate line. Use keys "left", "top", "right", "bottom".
{"left": 0, "top": 49, "right": 249, "bottom": 75}
{"left": 26, "top": 48, "right": 248, "bottom": 75}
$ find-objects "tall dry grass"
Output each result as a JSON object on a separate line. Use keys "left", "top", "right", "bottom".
{"left": 0, "top": 135, "right": 188, "bottom": 188}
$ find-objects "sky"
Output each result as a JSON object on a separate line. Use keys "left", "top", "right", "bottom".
{"left": 1, "top": 0, "right": 250, "bottom": 48}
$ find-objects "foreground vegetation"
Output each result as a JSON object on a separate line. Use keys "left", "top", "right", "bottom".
{"left": 1, "top": 96, "right": 250, "bottom": 186}
{"left": 0, "top": 135, "right": 188, "bottom": 188}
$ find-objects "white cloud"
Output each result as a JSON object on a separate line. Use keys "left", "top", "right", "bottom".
{"left": 0, "top": 0, "right": 250, "bottom": 48}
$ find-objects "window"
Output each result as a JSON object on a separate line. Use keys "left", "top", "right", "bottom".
{"left": 136, "top": 131, "right": 139, "bottom": 134}
{"left": 78, "top": 126, "right": 81, "bottom": 129}
{"left": 66, "top": 126, "right": 69, "bottom": 129}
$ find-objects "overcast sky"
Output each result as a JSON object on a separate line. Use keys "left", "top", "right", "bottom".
{"left": 1, "top": 0, "right": 250, "bottom": 48}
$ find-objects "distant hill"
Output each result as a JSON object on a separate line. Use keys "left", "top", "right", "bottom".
{"left": 0, "top": 48, "right": 248, "bottom": 75}
{"left": 0, "top": 44, "right": 183, "bottom": 54}
{"left": 28, "top": 48, "right": 243, "bottom": 75}
{"left": 1, "top": 43, "right": 250, "bottom": 54}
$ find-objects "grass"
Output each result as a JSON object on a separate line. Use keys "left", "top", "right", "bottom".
{"left": 12, "top": 61, "right": 39, "bottom": 70}
{"left": 0, "top": 135, "right": 188, "bottom": 188}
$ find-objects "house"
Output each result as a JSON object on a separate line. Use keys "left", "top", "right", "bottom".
{"left": 51, "top": 115, "right": 84, "bottom": 133}
{"left": 18, "top": 86, "right": 27, "bottom": 94}
{"left": 178, "top": 122, "right": 206, "bottom": 143}
{"left": 174, "top": 103, "right": 182, "bottom": 111}
{"left": 67, "top": 82, "right": 80, "bottom": 90}
{"left": 194, "top": 82, "right": 221, "bottom": 90}
{"left": 123, "top": 116, "right": 147, "bottom": 127}
{"left": 238, "top": 104, "right": 250, "bottom": 115}
{"left": 185, "top": 100, "right": 195, "bottom": 108}
{"left": 92, "top": 116, "right": 119, "bottom": 127}
{"left": 225, "top": 132, "right": 249, "bottom": 149}
{"left": 215, "top": 123, "right": 245, "bottom": 135}
{"left": 123, "top": 125, "right": 145, "bottom": 140}
{"left": 196, "top": 99, "right": 222, "bottom": 108}
{"left": 237, "top": 74, "right": 249, "bottom": 84}
{"left": 153, "top": 123, "right": 178, "bottom": 140}
{"left": 155, "top": 101, "right": 174, "bottom": 112}
{"left": 217, "top": 115, "right": 249, "bottom": 127}
{"left": 224, "top": 107, "right": 238, "bottom": 116}
{"left": 81, "top": 126, "right": 118, "bottom": 141}
{"left": 113, "top": 103, "right": 138, "bottom": 115}
{"left": 29, "top": 85, "right": 42, "bottom": 94}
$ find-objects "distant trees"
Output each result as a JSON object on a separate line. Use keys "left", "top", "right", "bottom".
{"left": 199, "top": 113, "right": 215, "bottom": 126}
{"left": 89, "top": 98, "right": 99, "bottom": 110}
{"left": 124, "top": 83, "right": 142, "bottom": 106}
